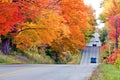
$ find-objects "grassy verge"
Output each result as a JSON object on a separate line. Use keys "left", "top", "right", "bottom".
{"left": 0, "top": 54, "right": 24, "bottom": 64}
{"left": 89, "top": 64, "right": 120, "bottom": 80}
{"left": 0, "top": 51, "right": 54, "bottom": 64}
{"left": 0, "top": 50, "right": 82, "bottom": 64}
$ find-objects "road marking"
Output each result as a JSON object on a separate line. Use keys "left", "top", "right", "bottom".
{"left": 0, "top": 67, "right": 40, "bottom": 77}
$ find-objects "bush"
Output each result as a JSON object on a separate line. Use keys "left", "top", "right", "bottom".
{"left": 114, "top": 55, "right": 120, "bottom": 69}
{"left": 105, "top": 50, "right": 120, "bottom": 64}
{"left": 23, "top": 51, "right": 55, "bottom": 64}
{"left": 58, "top": 51, "right": 73, "bottom": 64}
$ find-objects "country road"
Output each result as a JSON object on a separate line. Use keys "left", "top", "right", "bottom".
{"left": 0, "top": 33, "right": 101, "bottom": 80}
{"left": 0, "top": 64, "right": 98, "bottom": 80}
{"left": 80, "top": 46, "right": 100, "bottom": 64}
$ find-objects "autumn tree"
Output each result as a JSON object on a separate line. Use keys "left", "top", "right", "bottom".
{"left": 13, "top": 9, "right": 70, "bottom": 51}
{"left": 100, "top": 0, "right": 120, "bottom": 64}
{"left": 100, "top": 0, "right": 120, "bottom": 44}
{"left": 0, "top": 2, "right": 23, "bottom": 54}
{"left": 99, "top": 27, "right": 108, "bottom": 45}
{"left": 84, "top": 6, "right": 96, "bottom": 43}
{"left": 59, "top": 0, "right": 96, "bottom": 50}
{"left": 0, "top": 0, "right": 95, "bottom": 56}
{"left": 0, "top": 0, "right": 63, "bottom": 54}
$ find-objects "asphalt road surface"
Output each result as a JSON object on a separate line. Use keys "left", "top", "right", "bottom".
{"left": 80, "top": 46, "right": 100, "bottom": 64}
{"left": 0, "top": 33, "right": 100, "bottom": 80}
{"left": 0, "top": 64, "right": 98, "bottom": 80}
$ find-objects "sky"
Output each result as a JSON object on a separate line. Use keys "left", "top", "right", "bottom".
{"left": 84, "top": 0, "right": 104, "bottom": 29}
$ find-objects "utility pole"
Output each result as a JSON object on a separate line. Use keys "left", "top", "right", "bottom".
{"left": 109, "top": 18, "right": 119, "bottom": 49}
{"left": 115, "top": 18, "right": 119, "bottom": 49}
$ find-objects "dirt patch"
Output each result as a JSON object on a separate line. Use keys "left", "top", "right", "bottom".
{"left": 88, "top": 64, "right": 104, "bottom": 80}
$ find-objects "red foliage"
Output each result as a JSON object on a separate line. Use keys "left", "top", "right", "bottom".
{"left": 108, "top": 14, "right": 120, "bottom": 42}
{"left": 0, "top": 3, "right": 23, "bottom": 35}
{"left": 101, "top": 44, "right": 107, "bottom": 51}
{"left": 108, "top": 29, "right": 116, "bottom": 43}
{"left": 105, "top": 49, "right": 120, "bottom": 64}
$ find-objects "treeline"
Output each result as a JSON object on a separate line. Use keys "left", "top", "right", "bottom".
{"left": 0, "top": 0, "right": 95, "bottom": 63}
{"left": 99, "top": 0, "right": 120, "bottom": 66}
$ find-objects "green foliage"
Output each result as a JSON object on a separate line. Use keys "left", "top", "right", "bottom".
{"left": 83, "top": 30, "right": 94, "bottom": 43}
{"left": 119, "top": 37, "right": 120, "bottom": 49}
{"left": 59, "top": 57, "right": 67, "bottom": 64}
{"left": 99, "top": 47, "right": 109, "bottom": 63}
{"left": 98, "top": 14, "right": 106, "bottom": 23}
{"left": 114, "top": 55, "right": 120, "bottom": 69}
{"left": 99, "top": 28, "right": 108, "bottom": 45}
{"left": 45, "top": 44, "right": 75, "bottom": 64}
{"left": 67, "top": 53, "right": 82, "bottom": 64}
{"left": 45, "top": 45, "right": 58, "bottom": 58}
{"left": 75, "top": 53, "right": 82, "bottom": 64}
{"left": 99, "top": 52, "right": 107, "bottom": 63}
{"left": 59, "top": 51, "right": 73, "bottom": 64}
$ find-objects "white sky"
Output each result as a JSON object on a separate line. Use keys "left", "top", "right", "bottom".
{"left": 84, "top": 0, "right": 104, "bottom": 29}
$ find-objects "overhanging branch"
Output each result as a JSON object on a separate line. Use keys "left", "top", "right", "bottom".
{"left": 17, "top": 27, "right": 48, "bottom": 34}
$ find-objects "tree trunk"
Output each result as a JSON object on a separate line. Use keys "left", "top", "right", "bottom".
{"left": 1, "top": 38, "right": 11, "bottom": 55}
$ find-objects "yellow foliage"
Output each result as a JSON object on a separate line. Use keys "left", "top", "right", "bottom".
{"left": 102, "top": 0, "right": 120, "bottom": 17}
{"left": 13, "top": 34, "right": 33, "bottom": 50}
{"left": 13, "top": 9, "right": 70, "bottom": 50}
{"left": 1, "top": 0, "right": 12, "bottom": 2}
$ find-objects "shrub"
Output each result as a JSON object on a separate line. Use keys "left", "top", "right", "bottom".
{"left": 105, "top": 50, "right": 120, "bottom": 64}
{"left": 59, "top": 51, "right": 73, "bottom": 64}
{"left": 114, "top": 55, "right": 120, "bottom": 69}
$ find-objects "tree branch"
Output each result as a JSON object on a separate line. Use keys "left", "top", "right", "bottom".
{"left": 45, "top": 0, "right": 62, "bottom": 9}
{"left": 17, "top": 27, "right": 47, "bottom": 34}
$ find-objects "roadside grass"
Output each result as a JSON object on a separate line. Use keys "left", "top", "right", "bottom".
{"left": 0, "top": 54, "right": 24, "bottom": 64}
{"left": 25, "top": 52, "right": 55, "bottom": 64}
{"left": 89, "top": 64, "right": 120, "bottom": 80}
{"left": 0, "top": 51, "right": 54, "bottom": 64}
{"left": 0, "top": 50, "right": 82, "bottom": 64}
{"left": 102, "top": 64, "right": 120, "bottom": 80}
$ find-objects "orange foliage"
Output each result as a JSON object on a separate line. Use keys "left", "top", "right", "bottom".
{"left": 13, "top": 34, "right": 32, "bottom": 50}
{"left": 0, "top": 0, "right": 94, "bottom": 53}
{"left": 69, "top": 25, "right": 85, "bottom": 49}
{"left": 59, "top": 0, "right": 88, "bottom": 30}
{"left": 13, "top": 9, "right": 70, "bottom": 50}
{"left": 59, "top": 0, "right": 89, "bottom": 49}
{"left": 87, "top": 6, "right": 96, "bottom": 26}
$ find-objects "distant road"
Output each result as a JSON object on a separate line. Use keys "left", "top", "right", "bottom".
{"left": 80, "top": 46, "right": 100, "bottom": 64}
{"left": 0, "top": 32, "right": 101, "bottom": 80}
